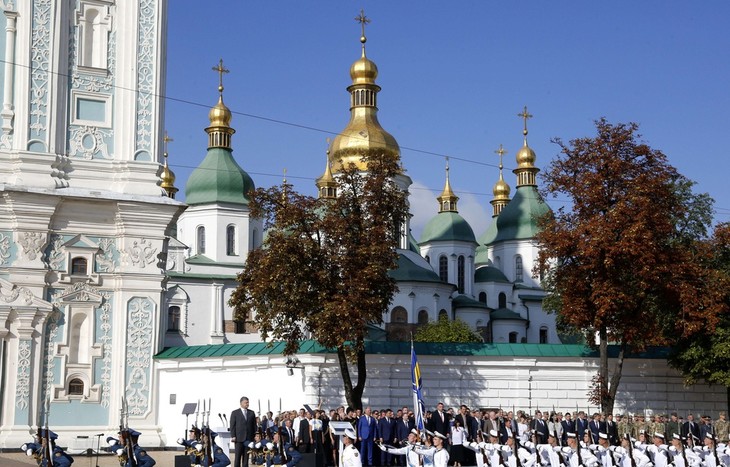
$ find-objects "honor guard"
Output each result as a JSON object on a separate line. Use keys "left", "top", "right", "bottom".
{"left": 21, "top": 428, "right": 75, "bottom": 467}
{"left": 342, "top": 428, "right": 362, "bottom": 467}
{"left": 249, "top": 432, "right": 267, "bottom": 466}
{"left": 378, "top": 429, "right": 422, "bottom": 467}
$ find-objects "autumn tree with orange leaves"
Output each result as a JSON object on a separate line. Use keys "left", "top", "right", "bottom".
{"left": 229, "top": 152, "right": 408, "bottom": 410}
{"left": 535, "top": 118, "right": 727, "bottom": 413}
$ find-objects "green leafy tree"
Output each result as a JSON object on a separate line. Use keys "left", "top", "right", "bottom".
{"left": 535, "top": 118, "right": 725, "bottom": 413}
{"left": 668, "top": 222, "right": 730, "bottom": 386}
{"left": 229, "top": 152, "right": 408, "bottom": 410}
{"left": 413, "top": 315, "right": 482, "bottom": 343}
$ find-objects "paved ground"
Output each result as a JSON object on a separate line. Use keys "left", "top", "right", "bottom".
{"left": 0, "top": 449, "right": 183, "bottom": 466}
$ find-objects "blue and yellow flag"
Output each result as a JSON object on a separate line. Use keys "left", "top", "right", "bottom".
{"left": 410, "top": 342, "right": 426, "bottom": 435}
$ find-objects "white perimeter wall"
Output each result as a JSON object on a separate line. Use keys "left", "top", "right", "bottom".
{"left": 154, "top": 352, "right": 726, "bottom": 447}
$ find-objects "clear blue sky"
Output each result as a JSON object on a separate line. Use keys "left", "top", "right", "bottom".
{"left": 164, "top": 1, "right": 730, "bottom": 238}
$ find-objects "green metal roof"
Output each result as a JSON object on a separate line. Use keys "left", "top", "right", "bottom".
{"left": 155, "top": 340, "right": 671, "bottom": 359}
{"left": 491, "top": 186, "right": 550, "bottom": 244}
{"left": 452, "top": 294, "right": 490, "bottom": 310}
{"left": 167, "top": 272, "right": 238, "bottom": 281}
{"left": 419, "top": 212, "right": 477, "bottom": 245}
{"left": 185, "top": 147, "right": 255, "bottom": 206}
{"left": 186, "top": 254, "right": 245, "bottom": 268}
{"left": 474, "top": 266, "right": 510, "bottom": 283}
{"left": 518, "top": 294, "right": 544, "bottom": 301}
{"left": 407, "top": 230, "right": 420, "bottom": 254}
{"left": 490, "top": 307, "right": 527, "bottom": 321}
{"left": 476, "top": 221, "right": 498, "bottom": 261}
{"left": 388, "top": 253, "right": 445, "bottom": 284}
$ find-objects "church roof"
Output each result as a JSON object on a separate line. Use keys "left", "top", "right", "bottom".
{"left": 185, "top": 147, "right": 255, "bottom": 206}
{"left": 419, "top": 211, "right": 477, "bottom": 245}
{"left": 452, "top": 294, "right": 490, "bottom": 310}
{"left": 389, "top": 253, "right": 445, "bottom": 284}
{"left": 490, "top": 307, "right": 527, "bottom": 321}
{"left": 490, "top": 185, "right": 550, "bottom": 244}
{"left": 474, "top": 266, "right": 510, "bottom": 283}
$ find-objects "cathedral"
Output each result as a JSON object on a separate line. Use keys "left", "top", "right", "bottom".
{"left": 5, "top": 0, "right": 715, "bottom": 452}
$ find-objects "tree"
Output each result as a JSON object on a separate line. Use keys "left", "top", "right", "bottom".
{"left": 413, "top": 315, "right": 482, "bottom": 343}
{"left": 668, "top": 222, "right": 730, "bottom": 387}
{"left": 229, "top": 152, "right": 409, "bottom": 410}
{"left": 535, "top": 118, "right": 724, "bottom": 413}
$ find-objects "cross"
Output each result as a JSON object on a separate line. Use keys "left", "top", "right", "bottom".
{"left": 517, "top": 106, "right": 533, "bottom": 136}
{"left": 494, "top": 144, "right": 507, "bottom": 170}
{"left": 355, "top": 9, "right": 370, "bottom": 43}
{"left": 283, "top": 168, "right": 287, "bottom": 183}
{"left": 163, "top": 131, "right": 173, "bottom": 156}
{"left": 212, "top": 58, "right": 229, "bottom": 94}
{"left": 445, "top": 156, "right": 450, "bottom": 176}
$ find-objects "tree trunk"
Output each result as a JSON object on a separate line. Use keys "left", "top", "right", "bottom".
{"left": 606, "top": 342, "right": 627, "bottom": 414}
{"left": 337, "top": 344, "right": 366, "bottom": 410}
{"left": 599, "top": 326, "right": 609, "bottom": 412}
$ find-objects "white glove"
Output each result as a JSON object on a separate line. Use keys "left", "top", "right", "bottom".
{"left": 109, "top": 439, "right": 118, "bottom": 447}
{"left": 116, "top": 448, "right": 124, "bottom": 456}
{"left": 266, "top": 443, "right": 274, "bottom": 450}
{"left": 248, "top": 442, "right": 254, "bottom": 449}
{"left": 178, "top": 438, "right": 186, "bottom": 445}
{"left": 195, "top": 443, "right": 203, "bottom": 451}
{"left": 255, "top": 442, "right": 262, "bottom": 449}
{"left": 26, "top": 449, "right": 34, "bottom": 456}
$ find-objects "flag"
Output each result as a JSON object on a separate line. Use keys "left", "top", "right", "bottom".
{"left": 411, "top": 341, "right": 426, "bottom": 436}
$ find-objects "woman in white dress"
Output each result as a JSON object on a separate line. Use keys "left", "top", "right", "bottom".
{"left": 451, "top": 419, "right": 467, "bottom": 467}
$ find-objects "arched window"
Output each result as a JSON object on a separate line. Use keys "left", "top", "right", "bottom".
{"left": 71, "top": 257, "right": 88, "bottom": 275}
{"left": 438, "top": 256, "right": 448, "bottom": 282}
{"left": 539, "top": 326, "right": 548, "bottom": 344}
{"left": 509, "top": 332, "right": 518, "bottom": 344}
{"left": 438, "top": 309, "right": 448, "bottom": 321}
{"left": 69, "top": 313, "right": 89, "bottom": 364}
{"left": 515, "top": 255, "right": 523, "bottom": 282}
{"left": 417, "top": 309, "right": 429, "bottom": 325}
{"left": 457, "top": 255, "right": 465, "bottom": 293}
{"left": 168, "top": 306, "right": 181, "bottom": 332}
{"left": 68, "top": 378, "right": 84, "bottom": 396}
{"left": 478, "top": 292, "right": 487, "bottom": 303}
{"left": 391, "top": 306, "right": 408, "bottom": 323}
{"left": 197, "top": 226, "right": 206, "bottom": 255}
{"left": 234, "top": 320, "right": 246, "bottom": 334}
{"left": 226, "top": 225, "right": 236, "bottom": 256}
{"left": 498, "top": 292, "right": 507, "bottom": 309}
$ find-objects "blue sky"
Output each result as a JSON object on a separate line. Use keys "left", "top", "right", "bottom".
{"left": 164, "top": 1, "right": 730, "bottom": 238}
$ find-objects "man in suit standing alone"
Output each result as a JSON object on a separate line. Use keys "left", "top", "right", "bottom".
{"left": 230, "top": 396, "right": 257, "bottom": 467}
{"left": 358, "top": 406, "right": 378, "bottom": 466}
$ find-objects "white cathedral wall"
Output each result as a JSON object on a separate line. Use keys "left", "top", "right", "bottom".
{"left": 388, "top": 283, "right": 455, "bottom": 323}
{"left": 153, "top": 352, "right": 725, "bottom": 447}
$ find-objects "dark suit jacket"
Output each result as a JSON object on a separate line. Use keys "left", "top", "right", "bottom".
{"left": 575, "top": 418, "right": 589, "bottom": 439}
{"left": 589, "top": 420, "right": 606, "bottom": 443}
{"left": 428, "top": 411, "right": 449, "bottom": 436}
{"left": 230, "top": 407, "right": 257, "bottom": 443}
{"left": 378, "top": 416, "right": 397, "bottom": 442}
{"left": 395, "top": 418, "right": 413, "bottom": 441}
{"left": 606, "top": 420, "right": 618, "bottom": 445}
{"left": 530, "top": 418, "right": 549, "bottom": 444}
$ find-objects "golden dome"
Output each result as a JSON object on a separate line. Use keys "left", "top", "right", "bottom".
{"left": 492, "top": 173, "right": 511, "bottom": 199}
{"left": 515, "top": 142, "right": 537, "bottom": 168}
{"left": 209, "top": 95, "right": 232, "bottom": 128}
{"left": 160, "top": 152, "right": 178, "bottom": 198}
{"left": 350, "top": 50, "right": 378, "bottom": 85}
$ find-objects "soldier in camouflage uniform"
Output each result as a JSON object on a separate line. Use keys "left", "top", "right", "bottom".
{"left": 617, "top": 414, "right": 631, "bottom": 441}
{"left": 714, "top": 411, "right": 728, "bottom": 443}
{"left": 652, "top": 415, "right": 665, "bottom": 438}
{"left": 666, "top": 413, "right": 680, "bottom": 440}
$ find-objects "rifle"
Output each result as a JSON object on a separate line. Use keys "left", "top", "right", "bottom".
{"left": 711, "top": 427, "right": 722, "bottom": 467}
{"left": 203, "top": 398, "right": 213, "bottom": 467}
{"left": 121, "top": 397, "right": 138, "bottom": 467}
{"left": 43, "top": 395, "right": 52, "bottom": 466}
{"left": 512, "top": 425, "right": 523, "bottom": 467}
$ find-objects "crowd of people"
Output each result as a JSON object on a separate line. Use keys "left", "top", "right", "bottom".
{"left": 229, "top": 398, "right": 730, "bottom": 467}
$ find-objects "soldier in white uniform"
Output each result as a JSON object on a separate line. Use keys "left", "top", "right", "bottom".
{"left": 565, "top": 432, "right": 598, "bottom": 467}
{"left": 432, "top": 431, "right": 449, "bottom": 467}
{"left": 341, "top": 428, "right": 362, "bottom": 467}
{"left": 378, "top": 429, "right": 422, "bottom": 467}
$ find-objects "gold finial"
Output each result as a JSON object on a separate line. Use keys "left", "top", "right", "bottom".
{"left": 282, "top": 168, "right": 287, "bottom": 184}
{"left": 355, "top": 9, "right": 370, "bottom": 50}
{"left": 495, "top": 143, "right": 507, "bottom": 171}
{"left": 437, "top": 155, "right": 458, "bottom": 213}
{"left": 517, "top": 105, "right": 533, "bottom": 140}
{"left": 326, "top": 137, "right": 331, "bottom": 156}
{"left": 212, "top": 58, "right": 229, "bottom": 95}
{"left": 445, "top": 156, "right": 450, "bottom": 178}
{"left": 163, "top": 131, "right": 173, "bottom": 158}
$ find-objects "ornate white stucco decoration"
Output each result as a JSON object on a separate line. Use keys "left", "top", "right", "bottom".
{"left": 68, "top": 125, "right": 112, "bottom": 159}
{"left": 96, "top": 237, "right": 118, "bottom": 272}
{"left": 18, "top": 231, "right": 45, "bottom": 261}
{"left": 15, "top": 339, "right": 31, "bottom": 409}
{"left": 99, "top": 291, "right": 112, "bottom": 408}
{"left": 122, "top": 239, "right": 157, "bottom": 268}
{"left": 29, "top": 0, "right": 52, "bottom": 145}
{"left": 134, "top": 0, "right": 157, "bottom": 159}
{"left": 51, "top": 155, "right": 71, "bottom": 187}
{"left": 0, "top": 279, "right": 33, "bottom": 305}
{"left": 0, "top": 232, "right": 12, "bottom": 265}
{"left": 44, "top": 234, "right": 65, "bottom": 270}
{"left": 41, "top": 309, "right": 60, "bottom": 403}
{"left": 126, "top": 297, "right": 154, "bottom": 416}
{"left": 1, "top": 1, "right": 16, "bottom": 11}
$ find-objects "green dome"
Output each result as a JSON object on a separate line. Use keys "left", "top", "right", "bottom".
{"left": 490, "top": 307, "right": 527, "bottom": 321}
{"left": 474, "top": 266, "right": 510, "bottom": 283}
{"left": 419, "top": 212, "right": 477, "bottom": 244}
{"left": 491, "top": 186, "right": 550, "bottom": 244}
{"left": 388, "top": 253, "right": 445, "bottom": 284}
{"left": 185, "top": 147, "right": 255, "bottom": 206}
{"left": 475, "top": 220, "right": 497, "bottom": 265}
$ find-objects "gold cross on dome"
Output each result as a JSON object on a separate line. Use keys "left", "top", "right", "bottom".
{"left": 212, "top": 58, "right": 229, "bottom": 94}
{"left": 355, "top": 9, "right": 370, "bottom": 42}
{"left": 163, "top": 131, "right": 173, "bottom": 154}
{"left": 517, "top": 106, "right": 533, "bottom": 136}
{"left": 494, "top": 144, "right": 507, "bottom": 169}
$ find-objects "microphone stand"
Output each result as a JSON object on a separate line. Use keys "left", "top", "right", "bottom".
{"left": 94, "top": 433, "right": 104, "bottom": 467}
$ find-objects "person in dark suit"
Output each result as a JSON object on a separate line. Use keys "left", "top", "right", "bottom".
{"left": 561, "top": 412, "right": 575, "bottom": 445}
{"left": 230, "top": 396, "right": 257, "bottom": 467}
{"left": 588, "top": 413, "right": 605, "bottom": 444}
{"left": 605, "top": 414, "right": 619, "bottom": 446}
{"left": 379, "top": 409, "right": 397, "bottom": 466}
{"left": 681, "top": 414, "right": 701, "bottom": 445}
{"left": 427, "top": 402, "right": 450, "bottom": 439}
{"left": 575, "top": 412, "right": 589, "bottom": 441}
{"left": 282, "top": 419, "right": 296, "bottom": 447}
{"left": 357, "top": 406, "right": 378, "bottom": 466}
{"left": 530, "top": 410, "right": 549, "bottom": 444}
